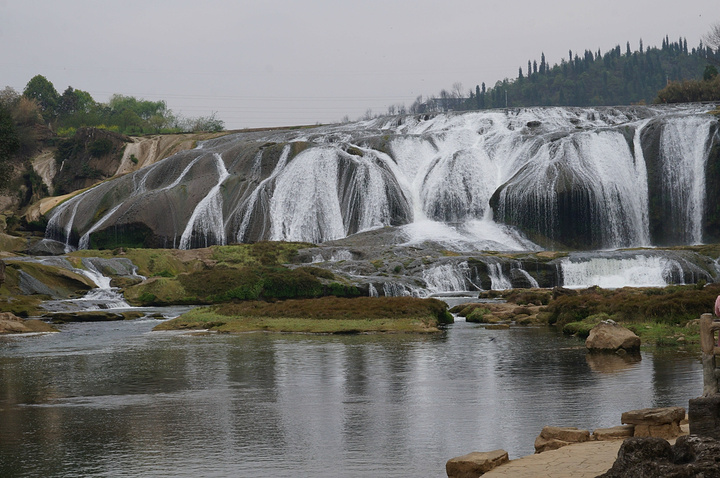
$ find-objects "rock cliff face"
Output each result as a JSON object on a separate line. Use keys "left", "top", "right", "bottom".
{"left": 42, "top": 105, "right": 719, "bottom": 253}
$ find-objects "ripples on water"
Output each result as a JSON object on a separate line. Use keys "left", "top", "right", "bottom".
{"left": 0, "top": 320, "right": 702, "bottom": 477}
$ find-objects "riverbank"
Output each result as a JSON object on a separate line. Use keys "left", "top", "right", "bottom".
{"left": 154, "top": 296, "right": 454, "bottom": 334}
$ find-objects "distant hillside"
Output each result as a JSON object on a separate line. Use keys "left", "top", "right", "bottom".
{"left": 411, "top": 36, "right": 720, "bottom": 113}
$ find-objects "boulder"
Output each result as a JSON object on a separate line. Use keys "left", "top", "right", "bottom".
{"left": 622, "top": 406, "right": 686, "bottom": 439}
{"left": 592, "top": 425, "right": 635, "bottom": 441}
{"left": 598, "top": 435, "right": 720, "bottom": 478}
{"left": 446, "top": 450, "right": 509, "bottom": 478}
{"left": 586, "top": 320, "right": 640, "bottom": 353}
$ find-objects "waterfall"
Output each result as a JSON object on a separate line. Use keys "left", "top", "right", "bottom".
{"left": 487, "top": 263, "right": 512, "bottom": 290}
{"left": 235, "top": 146, "right": 290, "bottom": 242}
{"left": 45, "top": 189, "right": 90, "bottom": 252}
{"left": 560, "top": 255, "right": 683, "bottom": 289}
{"left": 658, "top": 116, "right": 713, "bottom": 244}
{"left": 422, "top": 262, "right": 472, "bottom": 293}
{"left": 382, "top": 282, "right": 425, "bottom": 297}
{"left": 179, "top": 153, "right": 230, "bottom": 249}
{"left": 36, "top": 257, "right": 136, "bottom": 312}
{"left": 43, "top": 105, "right": 718, "bottom": 252}
{"left": 368, "top": 283, "right": 378, "bottom": 297}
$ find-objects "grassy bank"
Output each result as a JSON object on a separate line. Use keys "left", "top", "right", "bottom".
{"left": 154, "top": 296, "right": 454, "bottom": 334}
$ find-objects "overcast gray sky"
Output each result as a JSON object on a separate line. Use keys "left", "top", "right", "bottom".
{"left": 1, "top": 0, "right": 717, "bottom": 129}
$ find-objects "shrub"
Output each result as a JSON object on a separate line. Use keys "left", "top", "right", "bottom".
{"left": 88, "top": 138, "right": 113, "bottom": 157}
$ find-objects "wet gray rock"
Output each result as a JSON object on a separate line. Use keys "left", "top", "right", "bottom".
{"left": 27, "top": 238, "right": 68, "bottom": 256}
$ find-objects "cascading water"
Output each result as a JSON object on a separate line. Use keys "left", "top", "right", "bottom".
{"left": 560, "top": 255, "right": 684, "bottom": 289}
{"left": 16, "top": 256, "right": 141, "bottom": 312}
{"left": 487, "top": 263, "right": 512, "bottom": 290}
{"left": 43, "top": 105, "right": 718, "bottom": 253}
{"left": 658, "top": 116, "right": 714, "bottom": 244}
{"left": 382, "top": 282, "right": 425, "bottom": 297}
{"left": 422, "top": 262, "right": 473, "bottom": 293}
{"left": 179, "top": 153, "right": 230, "bottom": 249}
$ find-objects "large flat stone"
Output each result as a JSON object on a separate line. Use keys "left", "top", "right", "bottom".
{"left": 446, "top": 450, "right": 509, "bottom": 478}
{"left": 621, "top": 406, "right": 685, "bottom": 426}
{"left": 540, "top": 426, "right": 590, "bottom": 443}
{"left": 592, "top": 425, "right": 635, "bottom": 441}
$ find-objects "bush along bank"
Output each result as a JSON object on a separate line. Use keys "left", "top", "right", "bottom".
{"left": 470, "top": 284, "right": 718, "bottom": 347}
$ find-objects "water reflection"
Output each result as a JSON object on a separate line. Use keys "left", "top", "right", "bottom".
{"left": 586, "top": 352, "right": 642, "bottom": 373}
{"left": 0, "top": 321, "right": 703, "bottom": 477}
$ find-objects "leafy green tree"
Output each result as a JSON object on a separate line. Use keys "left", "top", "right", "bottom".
{"left": 57, "top": 87, "right": 79, "bottom": 117}
{"left": 23, "top": 75, "right": 59, "bottom": 121}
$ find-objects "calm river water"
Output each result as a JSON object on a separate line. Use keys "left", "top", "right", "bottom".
{"left": 0, "top": 318, "right": 703, "bottom": 477}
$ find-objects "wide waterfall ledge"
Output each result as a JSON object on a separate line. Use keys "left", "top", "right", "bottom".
{"left": 43, "top": 105, "right": 719, "bottom": 258}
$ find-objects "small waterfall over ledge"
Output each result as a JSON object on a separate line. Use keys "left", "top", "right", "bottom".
{"left": 44, "top": 105, "right": 718, "bottom": 253}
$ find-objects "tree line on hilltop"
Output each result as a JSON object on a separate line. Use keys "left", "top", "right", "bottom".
{"left": 3, "top": 75, "right": 224, "bottom": 138}
{"left": 0, "top": 75, "right": 226, "bottom": 212}
{"left": 391, "top": 29, "right": 720, "bottom": 116}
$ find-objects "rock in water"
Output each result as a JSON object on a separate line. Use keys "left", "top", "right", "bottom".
{"left": 586, "top": 320, "right": 640, "bottom": 353}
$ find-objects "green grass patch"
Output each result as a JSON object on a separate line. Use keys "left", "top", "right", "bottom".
{"left": 210, "top": 242, "right": 313, "bottom": 267}
{"left": 625, "top": 321, "right": 700, "bottom": 347}
{"left": 155, "top": 296, "right": 453, "bottom": 334}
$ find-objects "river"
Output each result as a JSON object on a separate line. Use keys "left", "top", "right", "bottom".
{"left": 0, "top": 318, "right": 702, "bottom": 477}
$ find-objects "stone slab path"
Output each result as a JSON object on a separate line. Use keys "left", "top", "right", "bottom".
{"left": 482, "top": 427, "right": 687, "bottom": 478}
{"left": 482, "top": 440, "right": 622, "bottom": 478}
